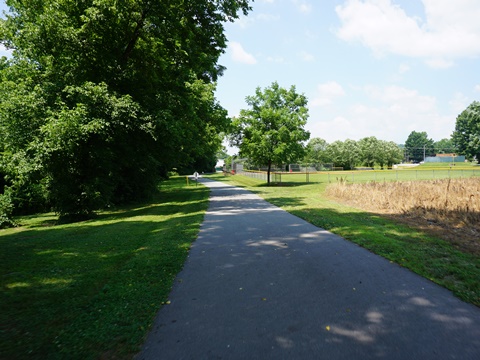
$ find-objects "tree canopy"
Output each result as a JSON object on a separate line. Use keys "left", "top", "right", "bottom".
{"left": 230, "top": 82, "right": 310, "bottom": 184}
{"left": 452, "top": 101, "right": 480, "bottom": 161}
{"left": 434, "top": 138, "right": 455, "bottom": 154}
{"left": 404, "top": 131, "right": 435, "bottom": 162}
{"left": 304, "top": 137, "right": 328, "bottom": 164}
{"left": 324, "top": 139, "right": 360, "bottom": 170}
{"left": 302, "top": 137, "right": 403, "bottom": 171}
{"left": 0, "top": 0, "right": 252, "bottom": 220}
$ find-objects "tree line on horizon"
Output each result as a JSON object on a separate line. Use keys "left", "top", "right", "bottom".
{"left": 228, "top": 98, "right": 480, "bottom": 173}
{"left": 227, "top": 102, "right": 480, "bottom": 174}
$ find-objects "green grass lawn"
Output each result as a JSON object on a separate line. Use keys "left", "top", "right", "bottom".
{"left": 2, "top": 171, "right": 479, "bottom": 358}
{"left": 0, "top": 177, "right": 209, "bottom": 359}
{"left": 208, "top": 173, "right": 480, "bottom": 307}
{"left": 245, "top": 166, "right": 480, "bottom": 184}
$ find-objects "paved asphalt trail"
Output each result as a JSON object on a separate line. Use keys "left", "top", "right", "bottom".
{"left": 137, "top": 179, "right": 480, "bottom": 359}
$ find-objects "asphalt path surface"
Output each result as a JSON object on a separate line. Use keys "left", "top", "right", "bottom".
{"left": 137, "top": 178, "right": 480, "bottom": 359}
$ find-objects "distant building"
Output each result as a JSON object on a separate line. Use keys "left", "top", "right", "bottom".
{"left": 425, "top": 154, "right": 465, "bottom": 163}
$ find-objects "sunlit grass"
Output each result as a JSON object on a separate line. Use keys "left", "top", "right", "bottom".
{"left": 0, "top": 177, "right": 210, "bottom": 359}
{"left": 208, "top": 173, "right": 480, "bottom": 307}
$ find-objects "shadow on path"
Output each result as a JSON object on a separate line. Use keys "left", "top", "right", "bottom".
{"left": 137, "top": 179, "right": 480, "bottom": 360}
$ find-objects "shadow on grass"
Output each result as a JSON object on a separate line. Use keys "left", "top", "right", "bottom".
{"left": 0, "top": 181, "right": 210, "bottom": 359}
{"left": 256, "top": 182, "right": 312, "bottom": 187}
{"left": 385, "top": 208, "right": 480, "bottom": 256}
{"left": 287, "top": 206, "right": 480, "bottom": 307}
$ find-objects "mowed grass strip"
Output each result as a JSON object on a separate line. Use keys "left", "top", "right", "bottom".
{"left": 244, "top": 166, "right": 480, "bottom": 184}
{"left": 209, "top": 173, "right": 480, "bottom": 307}
{"left": 0, "top": 177, "right": 209, "bottom": 359}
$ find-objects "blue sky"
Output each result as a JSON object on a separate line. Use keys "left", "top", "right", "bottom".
{"left": 2, "top": 0, "right": 480, "bottom": 149}
{"left": 216, "top": 0, "right": 480, "bottom": 149}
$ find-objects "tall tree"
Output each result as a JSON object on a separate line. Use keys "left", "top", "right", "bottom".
{"left": 379, "top": 140, "right": 404, "bottom": 169}
{"left": 434, "top": 138, "right": 455, "bottom": 154}
{"left": 230, "top": 82, "right": 310, "bottom": 184}
{"left": 404, "top": 131, "right": 435, "bottom": 162}
{"left": 304, "top": 137, "right": 328, "bottom": 164}
{"left": 452, "top": 101, "right": 480, "bottom": 161}
{"left": 358, "top": 136, "right": 379, "bottom": 168}
{"left": 0, "top": 0, "right": 251, "bottom": 219}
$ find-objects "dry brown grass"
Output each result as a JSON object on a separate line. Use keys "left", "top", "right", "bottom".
{"left": 326, "top": 178, "right": 480, "bottom": 255}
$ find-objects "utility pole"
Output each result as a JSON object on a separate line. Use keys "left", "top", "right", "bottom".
{"left": 423, "top": 144, "right": 426, "bottom": 162}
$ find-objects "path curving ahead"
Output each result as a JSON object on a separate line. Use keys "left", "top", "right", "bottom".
{"left": 137, "top": 179, "right": 480, "bottom": 359}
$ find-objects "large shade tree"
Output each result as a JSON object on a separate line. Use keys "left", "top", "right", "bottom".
{"left": 404, "top": 131, "right": 435, "bottom": 162}
{"left": 452, "top": 101, "right": 480, "bottom": 161}
{"left": 230, "top": 82, "right": 310, "bottom": 184}
{"left": 0, "top": 0, "right": 251, "bottom": 219}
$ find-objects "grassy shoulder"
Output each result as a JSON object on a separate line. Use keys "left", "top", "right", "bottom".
{"left": 208, "top": 173, "right": 480, "bottom": 307}
{"left": 0, "top": 177, "right": 209, "bottom": 359}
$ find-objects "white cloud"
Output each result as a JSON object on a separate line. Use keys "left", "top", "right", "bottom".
{"left": 425, "top": 58, "right": 454, "bottom": 69}
{"left": 233, "top": 14, "right": 254, "bottom": 29}
{"left": 299, "top": 51, "right": 315, "bottom": 62}
{"left": 233, "top": 11, "right": 279, "bottom": 28}
{"left": 312, "top": 81, "right": 345, "bottom": 106}
{"left": 292, "top": 0, "right": 312, "bottom": 14}
{"left": 475, "top": 85, "right": 480, "bottom": 93}
{"left": 229, "top": 41, "right": 257, "bottom": 65}
{"left": 307, "top": 85, "right": 454, "bottom": 143}
{"left": 257, "top": 13, "right": 280, "bottom": 22}
{"left": 449, "top": 92, "right": 469, "bottom": 114}
{"left": 335, "top": 0, "right": 480, "bottom": 68}
{"left": 390, "top": 63, "right": 411, "bottom": 81}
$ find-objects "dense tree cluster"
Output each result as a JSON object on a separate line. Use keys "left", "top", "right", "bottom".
{"left": 0, "top": 0, "right": 251, "bottom": 224}
{"left": 304, "top": 136, "right": 403, "bottom": 170}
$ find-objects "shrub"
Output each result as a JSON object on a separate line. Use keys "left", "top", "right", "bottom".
{"left": 0, "top": 189, "right": 15, "bottom": 229}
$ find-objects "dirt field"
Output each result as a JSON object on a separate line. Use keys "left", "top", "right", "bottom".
{"left": 326, "top": 178, "right": 480, "bottom": 255}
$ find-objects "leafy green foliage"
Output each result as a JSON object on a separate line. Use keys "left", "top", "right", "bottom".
{"left": 325, "top": 139, "right": 360, "bottom": 170}
{"left": 377, "top": 140, "right": 404, "bottom": 169}
{"left": 405, "top": 131, "right": 435, "bottom": 162}
{"left": 304, "top": 137, "right": 328, "bottom": 164}
{"left": 434, "top": 138, "right": 455, "bottom": 154}
{"left": 452, "top": 101, "right": 480, "bottom": 161}
{"left": 231, "top": 81, "right": 310, "bottom": 183}
{"left": 358, "top": 136, "right": 379, "bottom": 168}
{"left": 0, "top": 188, "right": 15, "bottom": 228}
{"left": 0, "top": 0, "right": 251, "bottom": 218}
{"left": 304, "top": 137, "right": 403, "bottom": 170}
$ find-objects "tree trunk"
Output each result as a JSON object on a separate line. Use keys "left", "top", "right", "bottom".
{"left": 122, "top": 9, "right": 148, "bottom": 64}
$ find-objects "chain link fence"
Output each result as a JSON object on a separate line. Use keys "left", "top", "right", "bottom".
{"left": 239, "top": 167, "right": 480, "bottom": 184}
